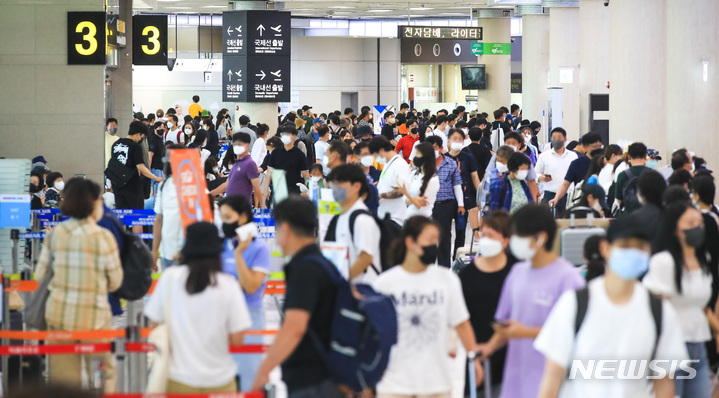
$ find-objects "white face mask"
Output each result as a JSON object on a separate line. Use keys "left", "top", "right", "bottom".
{"left": 376, "top": 156, "right": 387, "bottom": 165}
{"left": 167, "top": 122, "right": 174, "bottom": 128}
{"left": 434, "top": 150, "right": 440, "bottom": 159}
{"left": 360, "top": 155, "right": 374, "bottom": 167}
{"left": 212, "top": 167, "right": 219, "bottom": 173}
{"left": 310, "top": 176, "right": 321, "bottom": 182}
{"left": 496, "top": 162, "right": 508, "bottom": 174}
{"left": 185, "top": 128, "right": 193, "bottom": 135}
{"left": 54, "top": 181, "right": 65, "bottom": 191}
{"left": 510, "top": 235, "right": 542, "bottom": 261}
{"left": 477, "top": 237, "right": 503, "bottom": 258}
{"left": 281, "top": 135, "right": 292, "bottom": 145}
{"left": 233, "top": 145, "right": 245, "bottom": 155}
{"left": 450, "top": 142, "right": 464, "bottom": 152}
{"left": 592, "top": 200, "right": 603, "bottom": 213}
{"left": 509, "top": 145, "right": 518, "bottom": 152}
{"left": 516, "top": 170, "right": 529, "bottom": 180}
{"left": 690, "top": 163, "right": 696, "bottom": 173}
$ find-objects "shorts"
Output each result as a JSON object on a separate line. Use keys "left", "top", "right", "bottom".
{"left": 114, "top": 188, "right": 144, "bottom": 210}
{"left": 464, "top": 190, "right": 477, "bottom": 210}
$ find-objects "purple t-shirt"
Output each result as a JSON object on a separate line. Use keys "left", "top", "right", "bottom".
{"left": 226, "top": 155, "right": 259, "bottom": 203}
{"left": 494, "top": 257, "right": 585, "bottom": 398}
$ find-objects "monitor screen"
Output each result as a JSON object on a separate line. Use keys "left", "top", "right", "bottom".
{"left": 461, "top": 65, "right": 487, "bottom": 90}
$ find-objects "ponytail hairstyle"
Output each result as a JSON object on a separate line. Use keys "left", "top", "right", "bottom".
{"left": 387, "top": 215, "right": 438, "bottom": 266}
{"left": 414, "top": 142, "right": 436, "bottom": 196}
{"left": 583, "top": 235, "right": 607, "bottom": 282}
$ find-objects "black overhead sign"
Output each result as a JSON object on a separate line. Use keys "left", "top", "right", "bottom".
{"left": 399, "top": 26, "right": 483, "bottom": 40}
{"left": 222, "top": 10, "right": 291, "bottom": 103}
{"left": 133, "top": 16, "right": 168, "bottom": 65}
{"left": 67, "top": 12, "right": 106, "bottom": 65}
{"left": 222, "top": 11, "right": 290, "bottom": 57}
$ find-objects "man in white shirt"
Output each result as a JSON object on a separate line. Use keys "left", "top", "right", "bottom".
{"left": 152, "top": 170, "right": 183, "bottom": 270}
{"left": 314, "top": 124, "right": 330, "bottom": 165}
{"left": 369, "top": 137, "right": 410, "bottom": 226}
{"left": 534, "top": 127, "right": 578, "bottom": 212}
{"left": 429, "top": 114, "right": 450, "bottom": 151}
{"left": 535, "top": 216, "right": 688, "bottom": 398}
{"left": 325, "top": 164, "right": 381, "bottom": 284}
{"left": 164, "top": 114, "right": 184, "bottom": 144}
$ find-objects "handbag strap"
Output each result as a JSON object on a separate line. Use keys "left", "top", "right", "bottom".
{"left": 163, "top": 267, "right": 178, "bottom": 324}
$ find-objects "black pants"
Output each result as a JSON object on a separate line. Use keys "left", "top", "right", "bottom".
{"left": 432, "top": 199, "right": 458, "bottom": 267}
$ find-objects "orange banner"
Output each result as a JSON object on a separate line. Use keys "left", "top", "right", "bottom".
{"left": 170, "top": 149, "right": 213, "bottom": 230}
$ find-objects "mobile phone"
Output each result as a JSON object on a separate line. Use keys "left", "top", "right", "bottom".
{"left": 492, "top": 320, "right": 509, "bottom": 328}
{"left": 235, "top": 222, "right": 258, "bottom": 241}
{"left": 545, "top": 174, "right": 552, "bottom": 179}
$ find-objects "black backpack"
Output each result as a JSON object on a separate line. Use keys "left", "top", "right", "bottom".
{"left": 324, "top": 210, "right": 401, "bottom": 274}
{"left": 621, "top": 168, "right": 642, "bottom": 215}
{"left": 110, "top": 216, "right": 153, "bottom": 300}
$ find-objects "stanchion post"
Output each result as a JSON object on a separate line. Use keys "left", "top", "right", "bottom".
{"left": 127, "top": 301, "right": 138, "bottom": 393}
{"left": 30, "top": 213, "right": 39, "bottom": 270}
{"left": 2, "top": 276, "right": 10, "bottom": 394}
{"left": 114, "top": 337, "right": 126, "bottom": 393}
{"left": 10, "top": 229, "right": 19, "bottom": 274}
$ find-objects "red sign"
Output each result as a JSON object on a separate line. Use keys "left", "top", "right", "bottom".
{"left": 170, "top": 149, "right": 214, "bottom": 230}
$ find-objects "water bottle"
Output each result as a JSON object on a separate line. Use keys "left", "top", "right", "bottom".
{"left": 309, "top": 178, "right": 319, "bottom": 206}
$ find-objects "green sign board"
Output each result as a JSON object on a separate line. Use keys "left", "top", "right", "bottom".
{"left": 471, "top": 42, "right": 511, "bottom": 55}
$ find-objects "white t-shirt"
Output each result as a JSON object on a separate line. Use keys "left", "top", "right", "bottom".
{"left": 373, "top": 266, "right": 470, "bottom": 395}
{"left": 165, "top": 128, "right": 184, "bottom": 144}
{"left": 314, "top": 140, "right": 329, "bottom": 164}
{"left": 335, "top": 199, "right": 381, "bottom": 284}
{"left": 154, "top": 177, "right": 183, "bottom": 261}
{"left": 614, "top": 162, "right": 629, "bottom": 183}
{"left": 534, "top": 277, "right": 688, "bottom": 398}
{"left": 145, "top": 267, "right": 252, "bottom": 388}
{"left": 405, "top": 170, "right": 439, "bottom": 219}
{"left": 429, "top": 128, "right": 449, "bottom": 151}
{"left": 377, "top": 155, "right": 410, "bottom": 225}
{"left": 643, "top": 251, "right": 713, "bottom": 342}
{"left": 597, "top": 163, "right": 615, "bottom": 195}
{"left": 534, "top": 149, "right": 578, "bottom": 193}
{"left": 251, "top": 137, "right": 267, "bottom": 166}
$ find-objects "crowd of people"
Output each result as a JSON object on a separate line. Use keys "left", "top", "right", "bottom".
{"left": 21, "top": 95, "right": 719, "bottom": 398}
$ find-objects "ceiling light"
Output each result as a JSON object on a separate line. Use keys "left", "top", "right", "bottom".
{"left": 409, "top": 7, "right": 434, "bottom": 11}
{"left": 329, "top": 6, "right": 355, "bottom": 9}
{"left": 167, "top": 6, "right": 191, "bottom": 9}
{"left": 367, "top": 9, "right": 393, "bottom": 12}
{"left": 439, "top": 12, "right": 464, "bottom": 15}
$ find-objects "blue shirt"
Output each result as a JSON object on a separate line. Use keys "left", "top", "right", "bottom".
{"left": 436, "top": 155, "right": 463, "bottom": 201}
{"left": 364, "top": 173, "right": 380, "bottom": 214}
{"left": 564, "top": 155, "right": 591, "bottom": 185}
{"left": 221, "top": 238, "right": 271, "bottom": 308}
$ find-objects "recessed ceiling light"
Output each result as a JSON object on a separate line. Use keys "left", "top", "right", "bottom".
{"left": 367, "top": 9, "right": 393, "bottom": 12}
{"left": 167, "top": 6, "right": 191, "bottom": 9}
{"left": 328, "top": 5, "right": 355, "bottom": 9}
{"left": 439, "top": 12, "right": 465, "bottom": 15}
{"left": 409, "top": 7, "right": 434, "bottom": 10}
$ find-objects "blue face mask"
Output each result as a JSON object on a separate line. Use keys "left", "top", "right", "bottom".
{"left": 647, "top": 159, "right": 658, "bottom": 169}
{"left": 332, "top": 185, "right": 348, "bottom": 203}
{"left": 608, "top": 247, "right": 649, "bottom": 280}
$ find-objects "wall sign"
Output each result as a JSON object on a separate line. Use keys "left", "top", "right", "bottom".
{"left": 401, "top": 39, "right": 479, "bottom": 64}
{"left": 472, "top": 42, "right": 511, "bottom": 56}
{"left": 67, "top": 12, "right": 106, "bottom": 65}
{"left": 399, "top": 26, "right": 483, "bottom": 40}
{"left": 511, "top": 73, "right": 522, "bottom": 94}
{"left": 133, "top": 15, "right": 168, "bottom": 65}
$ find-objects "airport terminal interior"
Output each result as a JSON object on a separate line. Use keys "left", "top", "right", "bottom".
{"left": 0, "top": 0, "right": 718, "bottom": 397}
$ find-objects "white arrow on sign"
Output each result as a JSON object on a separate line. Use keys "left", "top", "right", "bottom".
{"left": 227, "top": 26, "right": 233, "bottom": 36}
{"left": 256, "top": 70, "right": 266, "bottom": 80}
{"left": 270, "top": 70, "right": 281, "bottom": 78}
{"left": 257, "top": 24, "right": 265, "bottom": 36}
{"left": 271, "top": 25, "right": 282, "bottom": 33}
{"left": 227, "top": 69, "right": 233, "bottom": 81}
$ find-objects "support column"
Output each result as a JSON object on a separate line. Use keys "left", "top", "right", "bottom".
{"left": 548, "top": 5, "right": 581, "bottom": 139}
{"left": 107, "top": 0, "right": 134, "bottom": 136}
{"left": 578, "top": 0, "right": 609, "bottom": 134}
{"left": 476, "top": 12, "right": 511, "bottom": 113}
{"left": 0, "top": 0, "right": 106, "bottom": 182}
{"left": 665, "top": 0, "right": 718, "bottom": 161}
{"left": 609, "top": 0, "right": 666, "bottom": 152}
{"left": 518, "top": 7, "right": 550, "bottom": 130}
{"left": 234, "top": 103, "right": 279, "bottom": 133}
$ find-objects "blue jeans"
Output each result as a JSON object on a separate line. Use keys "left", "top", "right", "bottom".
{"left": 160, "top": 258, "right": 178, "bottom": 270}
{"left": 235, "top": 306, "right": 265, "bottom": 391}
{"left": 151, "top": 169, "right": 164, "bottom": 193}
{"left": 675, "top": 342, "right": 711, "bottom": 398}
{"left": 541, "top": 191, "right": 567, "bottom": 214}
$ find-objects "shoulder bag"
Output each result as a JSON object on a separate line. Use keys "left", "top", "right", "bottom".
{"left": 146, "top": 267, "right": 178, "bottom": 393}
{"left": 25, "top": 233, "right": 55, "bottom": 330}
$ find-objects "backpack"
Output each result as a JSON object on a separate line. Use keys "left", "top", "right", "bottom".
{"left": 110, "top": 216, "right": 153, "bottom": 301}
{"left": 301, "top": 254, "right": 398, "bottom": 392}
{"left": 573, "top": 287, "right": 662, "bottom": 367}
{"left": 300, "top": 135, "right": 316, "bottom": 165}
{"left": 324, "top": 209, "right": 402, "bottom": 274}
{"left": 567, "top": 181, "right": 585, "bottom": 210}
{"left": 621, "top": 168, "right": 642, "bottom": 214}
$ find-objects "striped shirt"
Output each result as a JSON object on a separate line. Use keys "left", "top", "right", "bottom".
{"left": 436, "top": 155, "right": 463, "bottom": 202}
{"left": 36, "top": 217, "right": 123, "bottom": 330}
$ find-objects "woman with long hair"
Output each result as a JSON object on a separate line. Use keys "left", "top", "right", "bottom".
{"left": 374, "top": 216, "right": 482, "bottom": 398}
{"left": 145, "top": 222, "right": 251, "bottom": 393}
{"left": 188, "top": 129, "right": 211, "bottom": 165}
{"left": 251, "top": 123, "right": 270, "bottom": 166}
{"left": 643, "top": 202, "right": 716, "bottom": 398}
{"left": 401, "top": 142, "right": 439, "bottom": 219}
{"left": 181, "top": 122, "right": 196, "bottom": 144}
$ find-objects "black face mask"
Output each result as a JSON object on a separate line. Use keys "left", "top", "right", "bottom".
{"left": 361, "top": 138, "right": 371, "bottom": 143}
{"left": 222, "top": 221, "right": 239, "bottom": 238}
{"left": 684, "top": 226, "right": 705, "bottom": 248}
{"left": 419, "top": 244, "right": 439, "bottom": 265}
{"left": 29, "top": 183, "right": 40, "bottom": 194}
{"left": 413, "top": 156, "right": 425, "bottom": 168}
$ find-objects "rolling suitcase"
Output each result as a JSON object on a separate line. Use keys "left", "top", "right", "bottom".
{"left": 452, "top": 228, "right": 480, "bottom": 274}
{"left": 468, "top": 351, "right": 492, "bottom": 398}
{"left": 560, "top": 207, "right": 606, "bottom": 266}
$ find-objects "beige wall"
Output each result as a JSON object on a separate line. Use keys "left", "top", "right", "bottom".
{"left": 476, "top": 18, "right": 511, "bottom": 114}
{"left": 521, "top": 14, "right": 550, "bottom": 129}
{"left": 0, "top": 0, "right": 108, "bottom": 184}
{"left": 578, "top": 0, "right": 610, "bottom": 134}
{"left": 549, "top": 7, "right": 581, "bottom": 140}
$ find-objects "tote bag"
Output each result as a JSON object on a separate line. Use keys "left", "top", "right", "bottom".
{"left": 146, "top": 268, "right": 177, "bottom": 393}
{"left": 25, "top": 234, "right": 54, "bottom": 330}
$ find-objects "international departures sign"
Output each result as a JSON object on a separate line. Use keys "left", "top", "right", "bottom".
{"left": 222, "top": 10, "right": 291, "bottom": 102}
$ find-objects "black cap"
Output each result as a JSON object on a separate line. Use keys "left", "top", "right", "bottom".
{"left": 128, "top": 120, "right": 146, "bottom": 136}
{"left": 582, "top": 183, "right": 608, "bottom": 210}
{"left": 133, "top": 112, "right": 145, "bottom": 120}
{"left": 355, "top": 125, "right": 373, "bottom": 138}
{"left": 181, "top": 222, "right": 224, "bottom": 257}
{"left": 476, "top": 117, "right": 488, "bottom": 126}
{"left": 607, "top": 215, "right": 652, "bottom": 243}
{"left": 529, "top": 121, "right": 541, "bottom": 130}
{"left": 302, "top": 105, "right": 312, "bottom": 111}
{"left": 520, "top": 119, "right": 530, "bottom": 127}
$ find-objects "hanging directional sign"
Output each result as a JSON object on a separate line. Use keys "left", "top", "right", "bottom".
{"left": 133, "top": 15, "right": 168, "bottom": 65}
{"left": 223, "top": 55, "right": 290, "bottom": 102}
{"left": 222, "top": 11, "right": 290, "bottom": 57}
{"left": 223, "top": 56, "right": 247, "bottom": 101}
{"left": 67, "top": 12, "right": 106, "bottom": 65}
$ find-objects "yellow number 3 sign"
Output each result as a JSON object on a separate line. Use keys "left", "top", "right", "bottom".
{"left": 133, "top": 15, "right": 167, "bottom": 65}
{"left": 67, "top": 12, "right": 106, "bottom": 65}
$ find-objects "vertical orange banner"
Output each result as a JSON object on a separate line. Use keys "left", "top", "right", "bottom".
{"left": 170, "top": 149, "right": 213, "bottom": 230}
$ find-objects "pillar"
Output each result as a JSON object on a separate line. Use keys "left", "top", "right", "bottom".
{"left": 476, "top": 12, "right": 511, "bottom": 114}
{"left": 548, "top": 6, "right": 581, "bottom": 140}
{"left": 609, "top": 0, "right": 666, "bottom": 153}
{"left": 578, "top": 0, "right": 609, "bottom": 134}
{"left": 235, "top": 103, "right": 279, "bottom": 133}
{"left": 0, "top": 0, "right": 107, "bottom": 182}
{"left": 107, "top": 0, "right": 134, "bottom": 136}
{"left": 519, "top": 8, "right": 550, "bottom": 131}
{"left": 665, "top": 0, "right": 719, "bottom": 162}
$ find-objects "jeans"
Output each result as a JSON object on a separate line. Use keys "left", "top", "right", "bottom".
{"left": 235, "top": 306, "right": 265, "bottom": 391}
{"left": 432, "top": 199, "right": 458, "bottom": 267}
{"left": 151, "top": 168, "right": 164, "bottom": 194}
{"left": 160, "top": 257, "right": 178, "bottom": 270}
{"left": 288, "top": 379, "right": 345, "bottom": 398}
{"left": 541, "top": 191, "right": 567, "bottom": 214}
{"left": 675, "top": 342, "right": 711, "bottom": 398}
